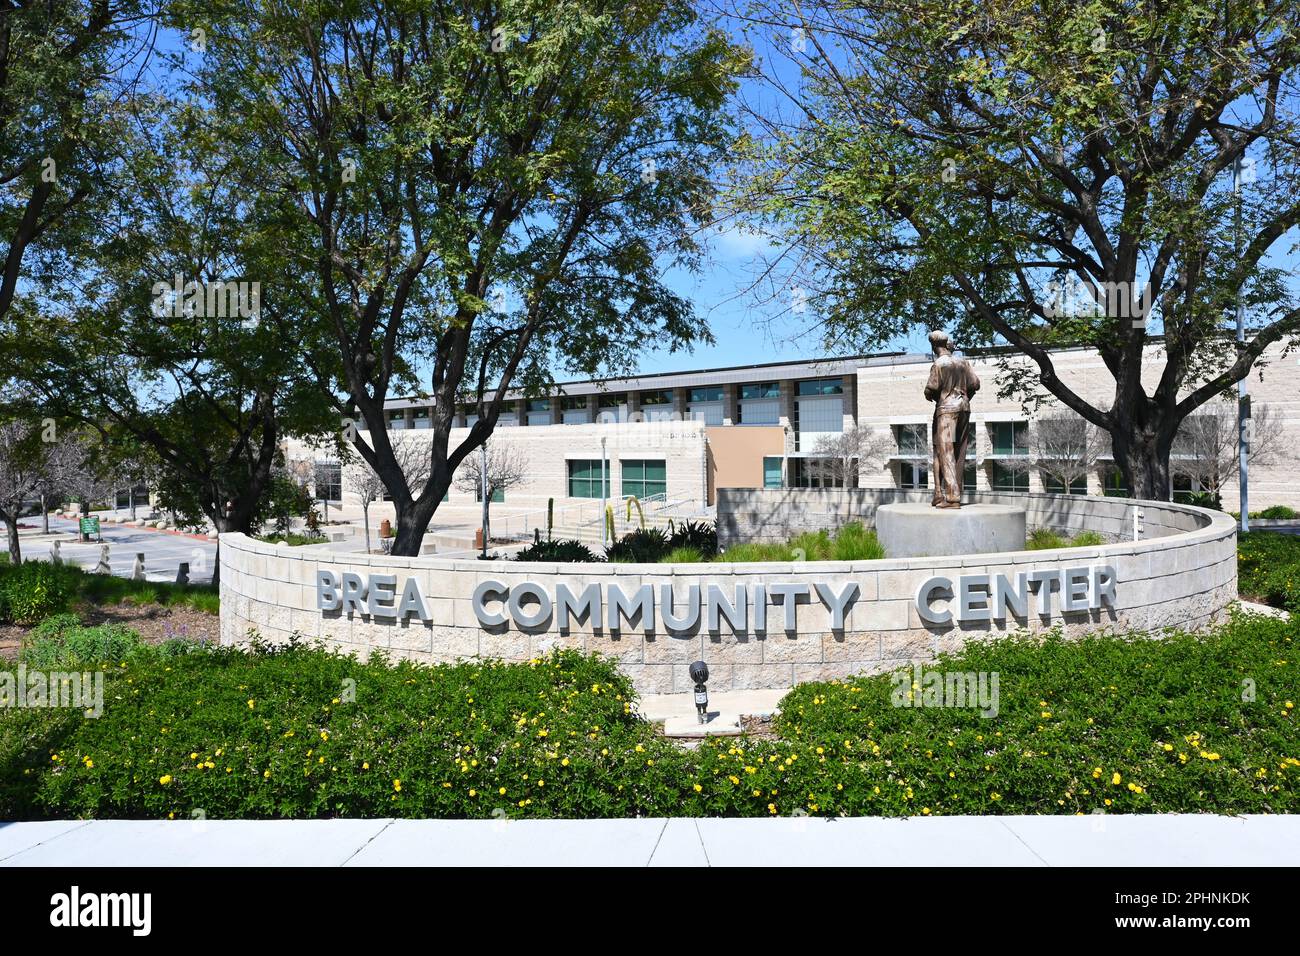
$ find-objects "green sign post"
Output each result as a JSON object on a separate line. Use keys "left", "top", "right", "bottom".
{"left": 79, "top": 516, "right": 101, "bottom": 541}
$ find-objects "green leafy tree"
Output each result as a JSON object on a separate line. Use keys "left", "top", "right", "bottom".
{"left": 0, "top": 1, "right": 153, "bottom": 328}
{"left": 16, "top": 94, "right": 335, "bottom": 584}
{"left": 186, "top": 0, "right": 747, "bottom": 554}
{"left": 737, "top": 0, "right": 1300, "bottom": 499}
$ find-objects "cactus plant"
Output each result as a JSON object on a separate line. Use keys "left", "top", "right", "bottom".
{"left": 625, "top": 495, "right": 645, "bottom": 530}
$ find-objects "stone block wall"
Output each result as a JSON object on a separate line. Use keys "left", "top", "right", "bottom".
{"left": 220, "top": 490, "right": 1237, "bottom": 693}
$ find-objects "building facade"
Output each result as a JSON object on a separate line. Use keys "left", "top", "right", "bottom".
{"left": 284, "top": 341, "right": 1299, "bottom": 527}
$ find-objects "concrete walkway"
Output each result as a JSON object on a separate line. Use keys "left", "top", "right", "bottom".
{"left": 1, "top": 815, "right": 1296, "bottom": 866}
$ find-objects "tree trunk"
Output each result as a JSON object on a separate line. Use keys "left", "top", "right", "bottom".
{"left": 362, "top": 504, "right": 371, "bottom": 554}
{"left": 391, "top": 493, "right": 441, "bottom": 557}
{"left": 41, "top": 494, "right": 49, "bottom": 534}
{"left": 1110, "top": 423, "right": 1173, "bottom": 501}
{"left": 3, "top": 517, "right": 20, "bottom": 564}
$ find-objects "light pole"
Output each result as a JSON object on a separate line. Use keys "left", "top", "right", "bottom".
{"left": 1234, "top": 154, "right": 1250, "bottom": 533}
{"left": 479, "top": 442, "right": 489, "bottom": 559}
{"left": 600, "top": 436, "right": 608, "bottom": 549}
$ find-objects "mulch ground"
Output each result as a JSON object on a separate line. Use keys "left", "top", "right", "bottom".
{"left": 0, "top": 600, "right": 219, "bottom": 661}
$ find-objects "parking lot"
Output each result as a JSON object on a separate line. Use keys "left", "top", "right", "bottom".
{"left": 8, "top": 515, "right": 217, "bottom": 585}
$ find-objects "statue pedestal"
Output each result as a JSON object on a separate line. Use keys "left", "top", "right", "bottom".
{"left": 875, "top": 502, "right": 1026, "bottom": 558}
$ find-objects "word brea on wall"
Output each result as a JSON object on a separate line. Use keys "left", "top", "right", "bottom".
{"left": 315, "top": 565, "right": 1118, "bottom": 633}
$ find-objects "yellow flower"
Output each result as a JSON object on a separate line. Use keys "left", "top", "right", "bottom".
{"left": 1111, "top": 772, "right": 1122, "bottom": 785}
{"left": 469, "top": 789, "right": 477, "bottom": 797}
{"left": 693, "top": 783, "right": 703, "bottom": 793}
{"left": 393, "top": 779, "right": 402, "bottom": 792}
{"left": 362, "top": 762, "right": 369, "bottom": 770}
{"left": 247, "top": 699, "right": 255, "bottom": 709}
{"left": 561, "top": 757, "right": 570, "bottom": 767}
{"left": 499, "top": 787, "right": 507, "bottom": 795}
{"left": 158, "top": 775, "right": 172, "bottom": 785}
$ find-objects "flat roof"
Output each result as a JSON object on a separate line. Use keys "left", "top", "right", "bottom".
{"left": 383, "top": 351, "right": 921, "bottom": 410}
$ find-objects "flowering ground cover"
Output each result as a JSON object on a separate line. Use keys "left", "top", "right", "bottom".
{"left": 1, "top": 609, "right": 1295, "bottom": 819}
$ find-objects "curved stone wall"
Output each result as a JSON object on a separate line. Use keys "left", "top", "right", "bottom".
{"left": 219, "top": 492, "right": 1237, "bottom": 693}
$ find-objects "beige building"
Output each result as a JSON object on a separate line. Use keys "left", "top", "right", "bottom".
{"left": 285, "top": 340, "right": 1299, "bottom": 532}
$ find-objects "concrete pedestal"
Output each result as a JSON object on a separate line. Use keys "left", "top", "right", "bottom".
{"left": 875, "top": 502, "right": 1026, "bottom": 558}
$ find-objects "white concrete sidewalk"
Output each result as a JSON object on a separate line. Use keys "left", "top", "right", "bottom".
{"left": 1, "top": 815, "right": 1296, "bottom": 866}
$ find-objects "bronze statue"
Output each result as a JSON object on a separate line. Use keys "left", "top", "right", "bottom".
{"left": 923, "top": 330, "right": 980, "bottom": 509}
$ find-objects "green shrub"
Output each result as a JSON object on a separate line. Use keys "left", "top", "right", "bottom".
{"left": 27, "top": 613, "right": 84, "bottom": 641}
{"left": 0, "top": 561, "right": 77, "bottom": 624}
{"left": 1238, "top": 531, "right": 1300, "bottom": 612}
{"left": 21, "top": 622, "right": 146, "bottom": 669}
{"left": 514, "top": 539, "right": 602, "bottom": 563}
{"left": 257, "top": 532, "right": 328, "bottom": 547}
{"left": 661, "top": 546, "right": 705, "bottom": 564}
{"left": 1026, "top": 528, "right": 1068, "bottom": 550}
{"left": 1255, "top": 505, "right": 1300, "bottom": 520}
{"left": 830, "top": 522, "right": 885, "bottom": 561}
{"left": 2, "top": 615, "right": 1297, "bottom": 819}
{"left": 1, "top": 646, "right": 688, "bottom": 820}
{"left": 605, "top": 527, "right": 671, "bottom": 563}
{"left": 716, "top": 542, "right": 794, "bottom": 562}
{"left": 788, "top": 529, "right": 832, "bottom": 561}
{"left": 1070, "top": 530, "right": 1106, "bottom": 547}
{"left": 667, "top": 520, "right": 718, "bottom": 558}
{"left": 3, "top": 561, "right": 220, "bottom": 617}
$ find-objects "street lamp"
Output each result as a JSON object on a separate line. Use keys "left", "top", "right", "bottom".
{"left": 689, "top": 660, "right": 709, "bottom": 724}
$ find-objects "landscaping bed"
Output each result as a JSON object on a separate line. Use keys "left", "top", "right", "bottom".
{"left": 0, "top": 560, "right": 219, "bottom": 660}
{"left": 1237, "top": 531, "right": 1300, "bottom": 613}
{"left": 1, "top": 613, "right": 1294, "bottom": 820}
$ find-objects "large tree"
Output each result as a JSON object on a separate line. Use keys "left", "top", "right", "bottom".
{"left": 14, "top": 92, "right": 335, "bottom": 584}
{"left": 188, "top": 0, "right": 747, "bottom": 554}
{"left": 0, "top": 0, "right": 154, "bottom": 327}
{"left": 736, "top": 0, "right": 1300, "bottom": 499}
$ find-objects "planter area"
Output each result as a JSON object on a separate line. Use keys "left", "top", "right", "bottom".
{"left": 218, "top": 490, "right": 1238, "bottom": 693}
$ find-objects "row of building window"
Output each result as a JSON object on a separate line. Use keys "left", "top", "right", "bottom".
{"left": 567, "top": 459, "right": 668, "bottom": 500}
{"left": 894, "top": 421, "right": 1029, "bottom": 456}
{"left": 380, "top": 377, "right": 850, "bottom": 430}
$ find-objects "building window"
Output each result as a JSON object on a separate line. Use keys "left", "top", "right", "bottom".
{"left": 688, "top": 386, "right": 724, "bottom": 425}
{"left": 899, "top": 461, "right": 928, "bottom": 489}
{"left": 990, "top": 462, "right": 1029, "bottom": 492}
{"left": 387, "top": 410, "right": 406, "bottom": 430}
{"left": 314, "top": 462, "right": 342, "bottom": 502}
{"left": 990, "top": 421, "right": 1029, "bottom": 456}
{"left": 567, "top": 459, "right": 609, "bottom": 499}
{"left": 526, "top": 399, "right": 551, "bottom": 427}
{"left": 763, "top": 456, "right": 783, "bottom": 489}
{"left": 964, "top": 461, "right": 978, "bottom": 489}
{"left": 412, "top": 407, "right": 431, "bottom": 429}
{"left": 639, "top": 389, "right": 673, "bottom": 406}
{"left": 621, "top": 459, "right": 667, "bottom": 499}
{"left": 1043, "top": 472, "right": 1088, "bottom": 495}
{"left": 895, "top": 423, "right": 929, "bottom": 456}
{"left": 797, "top": 377, "right": 843, "bottom": 396}
{"left": 560, "top": 395, "right": 590, "bottom": 424}
{"left": 790, "top": 458, "right": 845, "bottom": 488}
{"left": 739, "top": 382, "right": 780, "bottom": 425}
{"left": 1101, "top": 467, "right": 1128, "bottom": 497}
{"left": 689, "top": 386, "right": 724, "bottom": 403}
